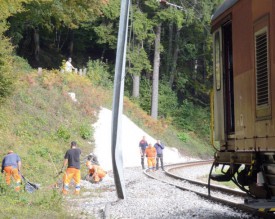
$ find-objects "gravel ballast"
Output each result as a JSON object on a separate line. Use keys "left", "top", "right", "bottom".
{"left": 67, "top": 167, "right": 254, "bottom": 219}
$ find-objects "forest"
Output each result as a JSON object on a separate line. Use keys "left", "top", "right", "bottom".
{"left": 0, "top": 0, "right": 223, "bottom": 139}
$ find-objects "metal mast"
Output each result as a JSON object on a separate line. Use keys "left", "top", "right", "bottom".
{"left": 111, "top": 0, "right": 131, "bottom": 199}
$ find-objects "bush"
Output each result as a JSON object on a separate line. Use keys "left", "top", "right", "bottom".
{"left": 86, "top": 59, "right": 112, "bottom": 87}
{"left": 139, "top": 77, "right": 151, "bottom": 114}
{"left": 177, "top": 132, "right": 189, "bottom": 142}
{"left": 174, "top": 99, "right": 210, "bottom": 138}
{"left": 56, "top": 125, "right": 71, "bottom": 140}
{"left": 12, "top": 56, "right": 32, "bottom": 73}
{"left": 158, "top": 82, "right": 178, "bottom": 118}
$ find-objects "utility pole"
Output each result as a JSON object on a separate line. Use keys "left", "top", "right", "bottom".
{"left": 112, "top": 0, "right": 183, "bottom": 200}
{"left": 111, "top": 0, "right": 131, "bottom": 199}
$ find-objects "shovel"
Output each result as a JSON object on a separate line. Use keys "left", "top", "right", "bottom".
{"left": 20, "top": 174, "right": 39, "bottom": 193}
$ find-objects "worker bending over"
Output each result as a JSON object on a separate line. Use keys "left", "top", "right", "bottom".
{"left": 86, "top": 154, "right": 106, "bottom": 183}
{"left": 1, "top": 150, "right": 22, "bottom": 191}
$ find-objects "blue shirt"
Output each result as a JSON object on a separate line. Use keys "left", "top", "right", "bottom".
{"left": 139, "top": 140, "right": 148, "bottom": 151}
{"left": 2, "top": 153, "right": 21, "bottom": 169}
{"left": 154, "top": 143, "right": 164, "bottom": 154}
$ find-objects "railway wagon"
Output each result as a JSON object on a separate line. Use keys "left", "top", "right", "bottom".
{"left": 210, "top": 0, "right": 275, "bottom": 204}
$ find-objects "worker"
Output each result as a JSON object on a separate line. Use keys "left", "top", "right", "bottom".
{"left": 139, "top": 136, "right": 148, "bottom": 169}
{"left": 145, "top": 143, "right": 157, "bottom": 172}
{"left": 65, "top": 57, "right": 76, "bottom": 73}
{"left": 85, "top": 155, "right": 107, "bottom": 183}
{"left": 1, "top": 150, "right": 22, "bottom": 191}
{"left": 88, "top": 153, "right": 99, "bottom": 165}
{"left": 61, "top": 141, "right": 81, "bottom": 195}
{"left": 154, "top": 140, "right": 165, "bottom": 171}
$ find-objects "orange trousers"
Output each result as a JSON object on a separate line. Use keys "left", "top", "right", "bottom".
{"left": 4, "top": 166, "right": 21, "bottom": 191}
{"left": 63, "top": 168, "right": 80, "bottom": 195}
{"left": 147, "top": 157, "right": 156, "bottom": 169}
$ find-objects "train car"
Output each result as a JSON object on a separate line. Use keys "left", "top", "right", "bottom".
{"left": 210, "top": 0, "right": 275, "bottom": 207}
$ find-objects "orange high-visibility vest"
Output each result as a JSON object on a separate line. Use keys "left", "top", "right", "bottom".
{"left": 145, "top": 146, "right": 156, "bottom": 157}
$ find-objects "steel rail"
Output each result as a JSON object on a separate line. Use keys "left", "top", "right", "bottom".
{"left": 144, "top": 161, "right": 269, "bottom": 218}
{"left": 165, "top": 160, "right": 246, "bottom": 197}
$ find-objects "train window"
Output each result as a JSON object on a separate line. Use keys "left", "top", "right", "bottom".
{"left": 255, "top": 26, "right": 271, "bottom": 118}
{"left": 214, "top": 30, "right": 221, "bottom": 91}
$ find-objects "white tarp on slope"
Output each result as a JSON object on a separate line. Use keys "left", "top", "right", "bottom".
{"left": 93, "top": 108, "right": 192, "bottom": 170}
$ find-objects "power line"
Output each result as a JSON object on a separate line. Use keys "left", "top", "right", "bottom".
{"left": 157, "top": 0, "right": 210, "bottom": 32}
{"left": 157, "top": 0, "right": 185, "bottom": 11}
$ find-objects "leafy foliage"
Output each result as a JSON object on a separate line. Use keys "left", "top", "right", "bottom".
{"left": 127, "top": 46, "right": 151, "bottom": 76}
{"left": 0, "top": 0, "right": 27, "bottom": 102}
{"left": 86, "top": 59, "right": 112, "bottom": 87}
{"left": 174, "top": 99, "right": 210, "bottom": 138}
{"left": 79, "top": 123, "right": 92, "bottom": 140}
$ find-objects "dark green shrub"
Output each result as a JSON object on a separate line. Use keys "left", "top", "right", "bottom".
{"left": 56, "top": 125, "right": 71, "bottom": 140}
{"left": 79, "top": 124, "right": 92, "bottom": 139}
{"left": 86, "top": 59, "right": 112, "bottom": 87}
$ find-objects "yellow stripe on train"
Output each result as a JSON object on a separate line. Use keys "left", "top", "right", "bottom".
{"left": 258, "top": 208, "right": 275, "bottom": 212}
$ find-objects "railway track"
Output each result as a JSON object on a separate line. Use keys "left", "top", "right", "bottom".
{"left": 144, "top": 160, "right": 273, "bottom": 219}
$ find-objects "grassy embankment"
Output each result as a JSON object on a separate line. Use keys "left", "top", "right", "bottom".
{"left": 0, "top": 67, "right": 214, "bottom": 217}
{"left": 0, "top": 70, "right": 110, "bottom": 218}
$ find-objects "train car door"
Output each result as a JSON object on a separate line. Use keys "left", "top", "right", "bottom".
{"left": 213, "top": 21, "right": 235, "bottom": 144}
{"left": 213, "top": 28, "right": 225, "bottom": 143}
{"left": 223, "top": 21, "right": 235, "bottom": 136}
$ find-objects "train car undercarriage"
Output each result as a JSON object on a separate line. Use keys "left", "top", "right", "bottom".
{"left": 209, "top": 151, "right": 275, "bottom": 208}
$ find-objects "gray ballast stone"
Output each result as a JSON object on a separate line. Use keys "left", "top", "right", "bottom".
{"left": 67, "top": 167, "right": 254, "bottom": 219}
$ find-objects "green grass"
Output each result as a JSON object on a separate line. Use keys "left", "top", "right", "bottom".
{"left": 0, "top": 71, "right": 109, "bottom": 217}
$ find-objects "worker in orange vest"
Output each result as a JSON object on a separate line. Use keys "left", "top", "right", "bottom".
{"left": 86, "top": 154, "right": 107, "bottom": 183}
{"left": 145, "top": 143, "right": 157, "bottom": 171}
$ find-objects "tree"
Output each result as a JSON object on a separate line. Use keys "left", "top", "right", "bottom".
{"left": 151, "top": 24, "right": 161, "bottom": 119}
{"left": 127, "top": 3, "right": 153, "bottom": 98}
{"left": 144, "top": 0, "right": 184, "bottom": 119}
{"left": 0, "top": 0, "right": 27, "bottom": 101}
{"left": 8, "top": 0, "right": 108, "bottom": 67}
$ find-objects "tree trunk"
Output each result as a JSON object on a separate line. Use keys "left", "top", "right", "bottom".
{"left": 166, "top": 23, "right": 173, "bottom": 76}
{"left": 169, "top": 27, "right": 180, "bottom": 88}
{"left": 68, "top": 30, "right": 74, "bottom": 57}
{"left": 33, "top": 27, "right": 40, "bottom": 62}
{"left": 193, "top": 59, "right": 198, "bottom": 80}
{"left": 202, "top": 42, "right": 206, "bottom": 82}
{"left": 132, "top": 74, "right": 140, "bottom": 98}
{"left": 151, "top": 24, "right": 161, "bottom": 119}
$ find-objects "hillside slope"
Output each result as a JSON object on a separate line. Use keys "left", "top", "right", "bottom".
{"left": 0, "top": 71, "right": 109, "bottom": 217}
{"left": 0, "top": 69, "right": 213, "bottom": 217}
